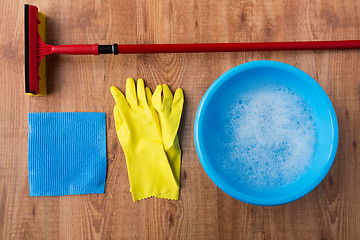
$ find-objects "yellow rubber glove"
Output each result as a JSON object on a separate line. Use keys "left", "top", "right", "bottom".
{"left": 152, "top": 84, "right": 184, "bottom": 199}
{"left": 111, "top": 78, "right": 179, "bottom": 201}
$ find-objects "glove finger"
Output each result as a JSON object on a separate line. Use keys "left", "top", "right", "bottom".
{"left": 164, "top": 88, "right": 184, "bottom": 148}
{"left": 145, "top": 87, "right": 154, "bottom": 108}
{"left": 113, "top": 105, "right": 124, "bottom": 133}
{"left": 136, "top": 79, "right": 148, "bottom": 107}
{"left": 126, "top": 78, "right": 138, "bottom": 107}
{"left": 172, "top": 88, "right": 184, "bottom": 113}
{"left": 110, "top": 86, "right": 130, "bottom": 114}
{"left": 162, "top": 84, "right": 173, "bottom": 111}
{"left": 146, "top": 86, "right": 162, "bottom": 134}
{"left": 151, "top": 85, "right": 162, "bottom": 112}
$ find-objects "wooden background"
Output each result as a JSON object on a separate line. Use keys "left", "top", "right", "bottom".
{"left": 1, "top": 0, "right": 359, "bottom": 239}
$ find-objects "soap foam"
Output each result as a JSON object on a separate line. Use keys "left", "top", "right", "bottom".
{"left": 220, "top": 82, "right": 316, "bottom": 191}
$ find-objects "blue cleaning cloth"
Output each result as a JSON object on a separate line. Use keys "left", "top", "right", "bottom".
{"left": 28, "top": 112, "right": 107, "bottom": 196}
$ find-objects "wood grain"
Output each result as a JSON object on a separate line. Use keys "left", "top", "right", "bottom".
{"left": 1, "top": 0, "right": 360, "bottom": 239}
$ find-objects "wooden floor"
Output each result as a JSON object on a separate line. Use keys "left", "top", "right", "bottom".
{"left": 1, "top": 0, "right": 360, "bottom": 239}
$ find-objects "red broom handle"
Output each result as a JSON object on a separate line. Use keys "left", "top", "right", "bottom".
{"left": 52, "top": 44, "right": 99, "bottom": 55}
{"left": 47, "top": 40, "right": 360, "bottom": 56}
{"left": 116, "top": 40, "right": 360, "bottom": 54}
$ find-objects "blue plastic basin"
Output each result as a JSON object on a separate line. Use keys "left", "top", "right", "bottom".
{"left": 194, "top": 60, "right": 338, "bottom": 206}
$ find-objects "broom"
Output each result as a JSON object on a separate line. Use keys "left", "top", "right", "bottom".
{"left": 25, "top": 4, "right": 360, "bottom": 95}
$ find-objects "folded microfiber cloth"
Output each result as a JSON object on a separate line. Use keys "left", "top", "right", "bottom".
{"left": 28, "top": 112, "right": 107, "bottom": 196}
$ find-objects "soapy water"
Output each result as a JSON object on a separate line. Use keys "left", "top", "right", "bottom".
{"left": 218, "top": 81, "right": 316, "bottom": 191}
